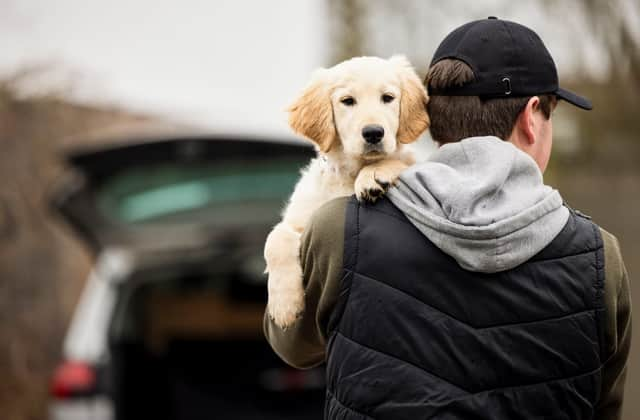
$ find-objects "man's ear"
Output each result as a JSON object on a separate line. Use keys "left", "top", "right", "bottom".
{"left": 287, "top": 68, "right": 337, "bottom": 153}
{"left": 390, "top": 55, "right": 430, "bottom": 144}
{"left": 515, "top": 96, "right": 539, "bottom": 145}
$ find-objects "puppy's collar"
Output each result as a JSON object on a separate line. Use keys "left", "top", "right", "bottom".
{"left": 320, "top": 154, "right": 341, "bottom": 175}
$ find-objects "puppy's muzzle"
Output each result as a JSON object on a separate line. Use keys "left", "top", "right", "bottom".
{"left": 362, "top": 124, "right": 384, "bottom": 144}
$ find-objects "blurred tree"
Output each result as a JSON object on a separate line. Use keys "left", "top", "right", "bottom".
{"left": 327, "top": 0, "right": 368, "bottom": 64}
{"left": 541, "top": 0, "right": 640, "bottom": 170}
{"left": 546, "top": 0, "right": 640, "bottom": 91}
{"left": 326, "top": 0, "right": 527, "bottom": 70}
{"left": 0, "top": 67, "right": 165, "bottom": 420}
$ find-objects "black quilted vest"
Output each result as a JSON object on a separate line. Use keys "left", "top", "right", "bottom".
{"left": 325, "top": 197, "right": 605, "bottom": 420}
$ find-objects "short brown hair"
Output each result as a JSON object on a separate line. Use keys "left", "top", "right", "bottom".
{"left": 426, "top": 59, "right": 554, "bottom": 144}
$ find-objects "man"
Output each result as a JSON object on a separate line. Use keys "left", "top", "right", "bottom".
{"left": 264, "top": 17, "right": 631, "bottom": 419}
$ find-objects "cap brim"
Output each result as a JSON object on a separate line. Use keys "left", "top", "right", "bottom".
{"left": 556, "top": 87, "right": 592, "bottom": 110}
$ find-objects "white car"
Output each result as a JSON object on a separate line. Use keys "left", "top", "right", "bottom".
{"left": 49, "top": 136, "right": 325, "bottom": 420}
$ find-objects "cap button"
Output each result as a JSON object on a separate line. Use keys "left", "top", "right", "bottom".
{"left": 488, "top": 16, "right": 498, "bottom": 19}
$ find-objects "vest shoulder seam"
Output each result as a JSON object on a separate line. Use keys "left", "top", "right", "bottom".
{"left": 590, "top": 219, "right": 607, "bottom": 368}
{"left": 528, "top": 245, "right": 602, "bottom": 263}
{"left": 330, "top": 200, "right": 361, "bottom": 334}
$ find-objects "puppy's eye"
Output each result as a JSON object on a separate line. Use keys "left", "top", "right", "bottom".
{"left": 340, "top": 97, "right": 356, "bottom": 106}
{"left": 381, "top": 94, "right": 395, "bottom": 103}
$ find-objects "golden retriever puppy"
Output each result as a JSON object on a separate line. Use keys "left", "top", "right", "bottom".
{"left": 265, "top": 55, "right": 429, "bottom": 328}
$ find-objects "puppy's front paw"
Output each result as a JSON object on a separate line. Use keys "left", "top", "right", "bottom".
{"left": 355, "top": 172, "right": 386, "bottom": 202}
{"left": 355, "top": 160, "right": 409, "bottom": 202}
{"left": 267, "top": 267, "right": 305, "bottom": 329}
{"left": 355, "top": 168, "right": 391, "bottom": 202}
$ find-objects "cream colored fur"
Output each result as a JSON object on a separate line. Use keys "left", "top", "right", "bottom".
{"left": 265, "top": 55, "right": 429, "bottom": 328}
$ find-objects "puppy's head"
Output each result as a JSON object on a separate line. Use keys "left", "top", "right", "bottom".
{"left": 288, "top": 55, "right": 429, "bottom": 158}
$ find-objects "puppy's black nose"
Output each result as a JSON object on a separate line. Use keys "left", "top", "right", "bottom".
{"left": 362, "top": 125, "right": 384, "bottom": 144}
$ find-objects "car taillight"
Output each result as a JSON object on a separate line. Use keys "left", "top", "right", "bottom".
{"left": 50, "top": 361, "right": 97, "bottom": 399}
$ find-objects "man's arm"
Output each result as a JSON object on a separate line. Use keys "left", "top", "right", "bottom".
{"left": 596, "top": 229, "right": 632, "bottom": 419}
{"left": 263, "top": 197, "right": 349, "bottom": 368}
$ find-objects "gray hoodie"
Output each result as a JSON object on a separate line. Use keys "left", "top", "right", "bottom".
{"left": 387, "top": 136, "right": 569, "bottom": 273}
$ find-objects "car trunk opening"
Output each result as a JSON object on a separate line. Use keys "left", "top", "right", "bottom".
{"left": 52, "top": 136, "right": 324, "bottom": 419}
{"left": 108, "top": 265, "right": 325, "bottom": 420}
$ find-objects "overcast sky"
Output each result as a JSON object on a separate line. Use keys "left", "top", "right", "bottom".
{"left": 0, "top": 0, "right": 327, "bottom": 136}
{"left": 0, "top": 0, "right": 626, "bottom": 137}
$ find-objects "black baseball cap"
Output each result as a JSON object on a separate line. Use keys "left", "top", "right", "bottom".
{"left": 429, "top": 17, "right": 592, "bottom": 110}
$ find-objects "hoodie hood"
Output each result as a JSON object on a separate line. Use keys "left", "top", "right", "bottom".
{"left": 387, "top": 136, "right": 569, "bottom": 273}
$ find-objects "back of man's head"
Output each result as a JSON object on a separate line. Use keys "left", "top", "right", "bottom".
{"left": 426, "top": 59, "right": 553, "bottom": 144}
{"left": 425, "top": 18, "right": 591, "bottom": 145}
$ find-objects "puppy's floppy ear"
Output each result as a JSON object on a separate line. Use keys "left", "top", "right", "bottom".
{"left": 390, "top": 55, "right": 430, "bottom": 144}
{"left": 287, "top": 68, "right": 337, "bottom": 153}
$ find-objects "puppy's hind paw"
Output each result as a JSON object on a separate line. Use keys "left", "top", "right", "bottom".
{"left": 268, "top": 288, "right": 305, "bottom": 329}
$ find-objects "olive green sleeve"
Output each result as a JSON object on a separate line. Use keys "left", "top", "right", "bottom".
{"left": 263, "top": 197, "right": 349, "bottom": 369}
{"left": 596, "top": 228, "right": 632, "bottom": 420}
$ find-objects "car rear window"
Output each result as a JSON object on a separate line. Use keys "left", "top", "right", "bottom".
{"left": 96, "top": 160, "right": 302, "bottom": 225}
